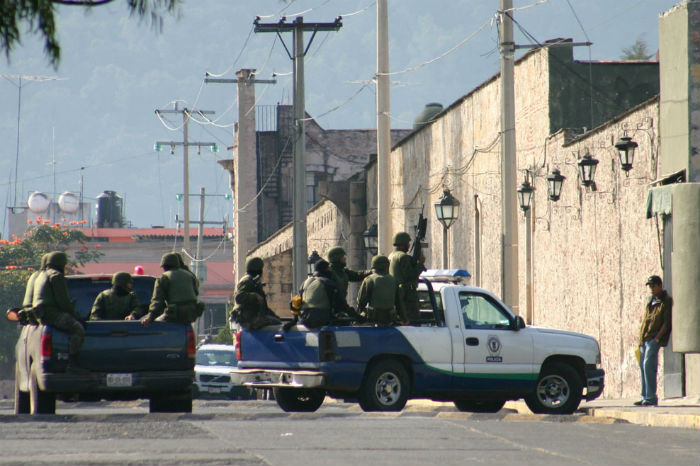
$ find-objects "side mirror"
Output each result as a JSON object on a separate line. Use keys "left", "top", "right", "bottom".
{"left": 6, "top": 308, "right": 21, "bottom": 322}
{"left": 514, "top": 315, "right": 526, "bottom": 330}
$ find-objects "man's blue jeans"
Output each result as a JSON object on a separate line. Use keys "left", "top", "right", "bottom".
{"left": 640, "top": 339, "right": 660, "bottom": 403}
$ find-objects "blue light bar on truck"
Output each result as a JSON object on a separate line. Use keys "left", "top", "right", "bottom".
{"left": 420, "top": 269, "right": 471, "bottom": 282}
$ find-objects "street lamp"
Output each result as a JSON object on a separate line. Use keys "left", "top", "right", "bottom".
{"left": 578, "top": 152, "right": 599, "bottom": 189}
{"left": 362, "top": 224, "right": 378, "bottom": 256}
{"left": 434, "top": 189, "right": 460, "bottom": 268}
{"left": 517, "top": 179, "right": 534, "bottom": 212}
{"left": 307, "top": 250, "right": 322, "bottom": 275}
{"left": 546, "top": 168, "right": 566, "bottom": 202}
{"left": 614, "top": 136, "right": 638, "bottom": 176}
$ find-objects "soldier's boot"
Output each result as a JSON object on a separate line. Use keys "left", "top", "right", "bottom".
{"left": 66, "top": 355, "right": 89, "bottom": 373}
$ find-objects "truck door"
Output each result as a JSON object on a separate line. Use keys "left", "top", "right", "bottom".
{"left": 454, "top": 291, "right": 535, "bottom": 393}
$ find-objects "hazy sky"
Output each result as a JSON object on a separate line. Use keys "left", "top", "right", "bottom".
{"left": 0, "top": 0, "right": 680, "bottom": 234}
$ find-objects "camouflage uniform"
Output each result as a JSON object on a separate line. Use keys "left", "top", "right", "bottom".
{"left": 144, "top": 253, "right": 204, "bottom": 325}
{"left": 19, "top": 253, "right": 49, "bottom": 324}
{"left": 90, "top": 272, "right": 143, "bottom": 320}
{"left": 32, "top": 252, "right": 85, "bottom": 358}
{"left": 326, "top": 246, "right": 370, "bottom": 317}
{"left": 230, "top": 257, "right": 281, "bottom": 330}
{"left": 298, "top": 260, "right": 344, "bottom": 328}
{"left": 388, "top": 232, "right": 425, "bottom": 322}
{"left": 357, "top": 255, "right": 397, "bottom": 326}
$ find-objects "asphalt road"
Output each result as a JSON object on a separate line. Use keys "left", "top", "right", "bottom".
{"left": 0, "top": 399, "right": 698, "bottom": 466}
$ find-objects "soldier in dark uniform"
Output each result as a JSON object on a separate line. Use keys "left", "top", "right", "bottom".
{"left": 357, "top": 255, "right": 397, "bottom": 326}
{"left": 32, "top": 251, "right": 85, "bottom": 371}
{"left": 325, "top": 246, "right": 370, "bottom": 320}
{"left": 298, "top": 260, "right": 345, "bottom": 329}
{"left": 90, "top": 272, "right": 143, "bottom": 320}
{"left": 230, "top": 257, "right": 281, "bottom": 330}
{"left": 141, "top": 252, "right": 204, "bottom": 326}
{"left": 388, "top": 232, "right": 425, "bottom": 323}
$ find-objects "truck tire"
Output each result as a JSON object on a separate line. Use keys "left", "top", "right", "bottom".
{"left": 524, "top": 362, "right": 582, "bottom": 415}
{"left": 273, "top": 387, "right": 325, "bottom": 412}
{"left": 14, "top": 366, "right": 30, "bottom": 414}
{"left": 358, "top": 360, "right": 409, "bottom": 412}
{"left": 29, "top": 365, "right": 56, "bottom": 415}
{"left": 453, "top": 399, "right": 505, "bottom": 413}
{"left": 149, "top": 390, "right": 193, "bottom": 413}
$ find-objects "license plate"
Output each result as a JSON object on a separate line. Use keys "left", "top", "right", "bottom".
{"left": 106, "top": 373, "right": 133, "bottom": 387}
{"left": 207, "top": 387, "right": 221, "bottom": 393}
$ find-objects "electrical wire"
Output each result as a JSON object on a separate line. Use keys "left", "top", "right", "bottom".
{"left": 300, "top": 80, "right": 372, "bottom": 122}
{"left": 205, "top": 25, "right": 255, "bottom": 79}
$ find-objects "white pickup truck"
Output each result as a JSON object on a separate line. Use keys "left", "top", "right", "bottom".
{"left": 231, "top": 270, "right": 604, "bottom": 414}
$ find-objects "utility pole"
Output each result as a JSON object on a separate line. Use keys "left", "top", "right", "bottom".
{"left": 195, "top": 187, "right": 205, "bottom": 279}
{"left": 205, "top": 70, "right": 276, "bottom": 283}
{"left": 253, "top": 16, "right": 342, "bottom": 291}
{"left": 499, "top": 0, "right": 519, "bottom": 314}
{"left": 155, "top": 102, "right": 216, "bottom": 259}
{"left": 376, "top": 0, "right": 392, "bottom": 254}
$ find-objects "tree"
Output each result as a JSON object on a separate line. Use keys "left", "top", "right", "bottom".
{"left": 0, "top": 0, "right": 180, "bottom": 69}
{"left": 0, "top": 221, "right": 103, "bottom": 374}
{"left": 621, "top": 38, "right": 654, "bottom": 61}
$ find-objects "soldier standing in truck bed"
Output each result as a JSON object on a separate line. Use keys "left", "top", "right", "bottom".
{"left": 388, "top": 232, "right": 425, "bottom": 323}
{"left": 326, "top": 246, "right": 370, "bottom": 320}
{"left": 357, "top": 255, "right": 397, "bottom": 326}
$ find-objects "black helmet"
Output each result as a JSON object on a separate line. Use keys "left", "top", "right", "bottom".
{"left": 246, "top": 257, "right": 264, "bottom": 274}
{"left": 392, "top": 231, "right": 411, "bottom": 246}
{"left": 326, "top": 246, "right": 346, "bottom": 263}
{"left": 160, "top": 252, "right": 180, "bottom": 268}
{"left": 371, "top": 255, "right": 390, "bottom": 273}
{"left": 112, "top": 272, "right": 133, "bottom": 288}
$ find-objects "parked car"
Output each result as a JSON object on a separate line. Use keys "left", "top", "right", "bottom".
{"left": 194, "top": 344, "right": 254, "bottom": 400}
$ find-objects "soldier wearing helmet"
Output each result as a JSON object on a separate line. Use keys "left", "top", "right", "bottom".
{"left": 388, "top": 231, "right": 425, "bottom": 323}
{"left": 357, "top": 255, "right": 397, "bottom": 326}
{"left": 325, "top": 246, "right": 370, "bottom": 321}
{"left": 32, "top": 251, "right": 86, "bottom": 371}
{"left": 141, "top": 252, "right": 204, "bottom": 326}
{"left": 90, "top": 272, "right": 143, "bottom": 320}
{"left": 230, "top": 257, "right": 281, "bottom": 330}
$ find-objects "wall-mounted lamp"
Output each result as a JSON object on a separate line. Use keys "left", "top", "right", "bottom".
{"left": 546, "top": 168, "right": 566, "bottom": 202}
{"left": 516, "top": 179, "right": 534, "bottom": 212}
{"left": 578, "top": 152, "right": 599, "bottom": 189}
{"left": 362, "top": 224, "right": 378, "bottom": 256}
{"left": 614, "top": 136, "right": 637, "bottom": 176}
{"left": 434, "top": 189, "right": 460, "bottom": 268}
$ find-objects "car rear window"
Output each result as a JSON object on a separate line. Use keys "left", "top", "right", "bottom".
{"left": 67, "top": 276, "right": 155, "bottom": 320}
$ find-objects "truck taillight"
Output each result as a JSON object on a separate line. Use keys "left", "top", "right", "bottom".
{"left": 186, "top": 330, "right": 196, "bottom": 359}
{"left": 234, "top": 331, "right": 242, "bottom": 360}
{"left": 41, "top": 332, "right": 52, "bottom": 362}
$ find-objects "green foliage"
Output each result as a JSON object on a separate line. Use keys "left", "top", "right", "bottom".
{"left": 0, "top": 223, "right": 103, "bottom": 372}
{"left": 621, "top": 38, "right": 654, "bottom": 61}
{"left": 0, "top": 0, "right": 180, "bottom": 69}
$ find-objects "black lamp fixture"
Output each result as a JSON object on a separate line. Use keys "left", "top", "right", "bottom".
{"left": 578, "top": 152, "right": 599, "bottom": 189}
{"left": 614, "top": 136, "right": 638, "bottom": 176}
{"left": 362, "top": 224, "right": 378, "bottom": 256}
{"left": 546, "top": 168, "right": 566, "bottom": 202}
{"left": 307, "top": 250, "right": 322, "bottom": 275}
{"left": 434, "top": 189, "right": 460, "bottom": 230}
{"left": 516, "top": 179, "right": 534, "bottom": 212}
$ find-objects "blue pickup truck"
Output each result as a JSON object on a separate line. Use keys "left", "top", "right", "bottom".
{"left": 9, "top": 274, "right": 195, "bottom": 415}
{"left": 231, "top": 271, "right": 605, "bottom": 414}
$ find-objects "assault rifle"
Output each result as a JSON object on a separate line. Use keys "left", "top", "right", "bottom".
{"left": 410, "top": 206, "right": 428, "bottom": 263}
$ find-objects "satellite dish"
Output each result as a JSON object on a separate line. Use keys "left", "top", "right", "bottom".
{"left": 27, "top": 192, "right": 50, "bottom": 213}
{"left": 58, "top": 192, "right": 80, "bottom": 213}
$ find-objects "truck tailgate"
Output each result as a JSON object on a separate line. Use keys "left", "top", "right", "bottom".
{"left": 55, "top": 321, "right": 193, "bottom": 372}
{"left": 239, "top": 329, "right": 321, "bottom": 369}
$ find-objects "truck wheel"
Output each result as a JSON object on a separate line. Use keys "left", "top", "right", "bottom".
{"left": 149, "top": 391, "right": 193, "bottom": 413}
{"left": 358, "top": 360, "right": 409, "bottom": 412}
{"left": 453, "top": 399, "right": 505, "bottom": 413}
{"left": 29, "top": 366, "right": 56, "bottom": 415}
{"left": 525, "top": 362, "right": 582, "bottom": 415}
{"left": 273, "top": 387, "right": 325, "bottom": 412}
{"left": 14, "top": 366, "right": 30, "bottom": 414}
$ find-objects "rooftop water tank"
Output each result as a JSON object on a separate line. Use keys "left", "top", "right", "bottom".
{"left": 96, "top": 190, "right": 123, "bottom": 228}
{"left": 58, "top": 192, "right": 80, "bottom": 213}
{"left": 413, "top": 102, "right": 443, "bottom": 130}
{"left": 27, "top": 192, "right": 50, "bottom": 213}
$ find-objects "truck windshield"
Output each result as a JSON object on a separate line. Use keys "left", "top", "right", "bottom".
{"left": 196, "top": 350, "right": 238, "bottom": 367}
{"left": 67, "top": 276, "right": 155, "bottom": 320}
